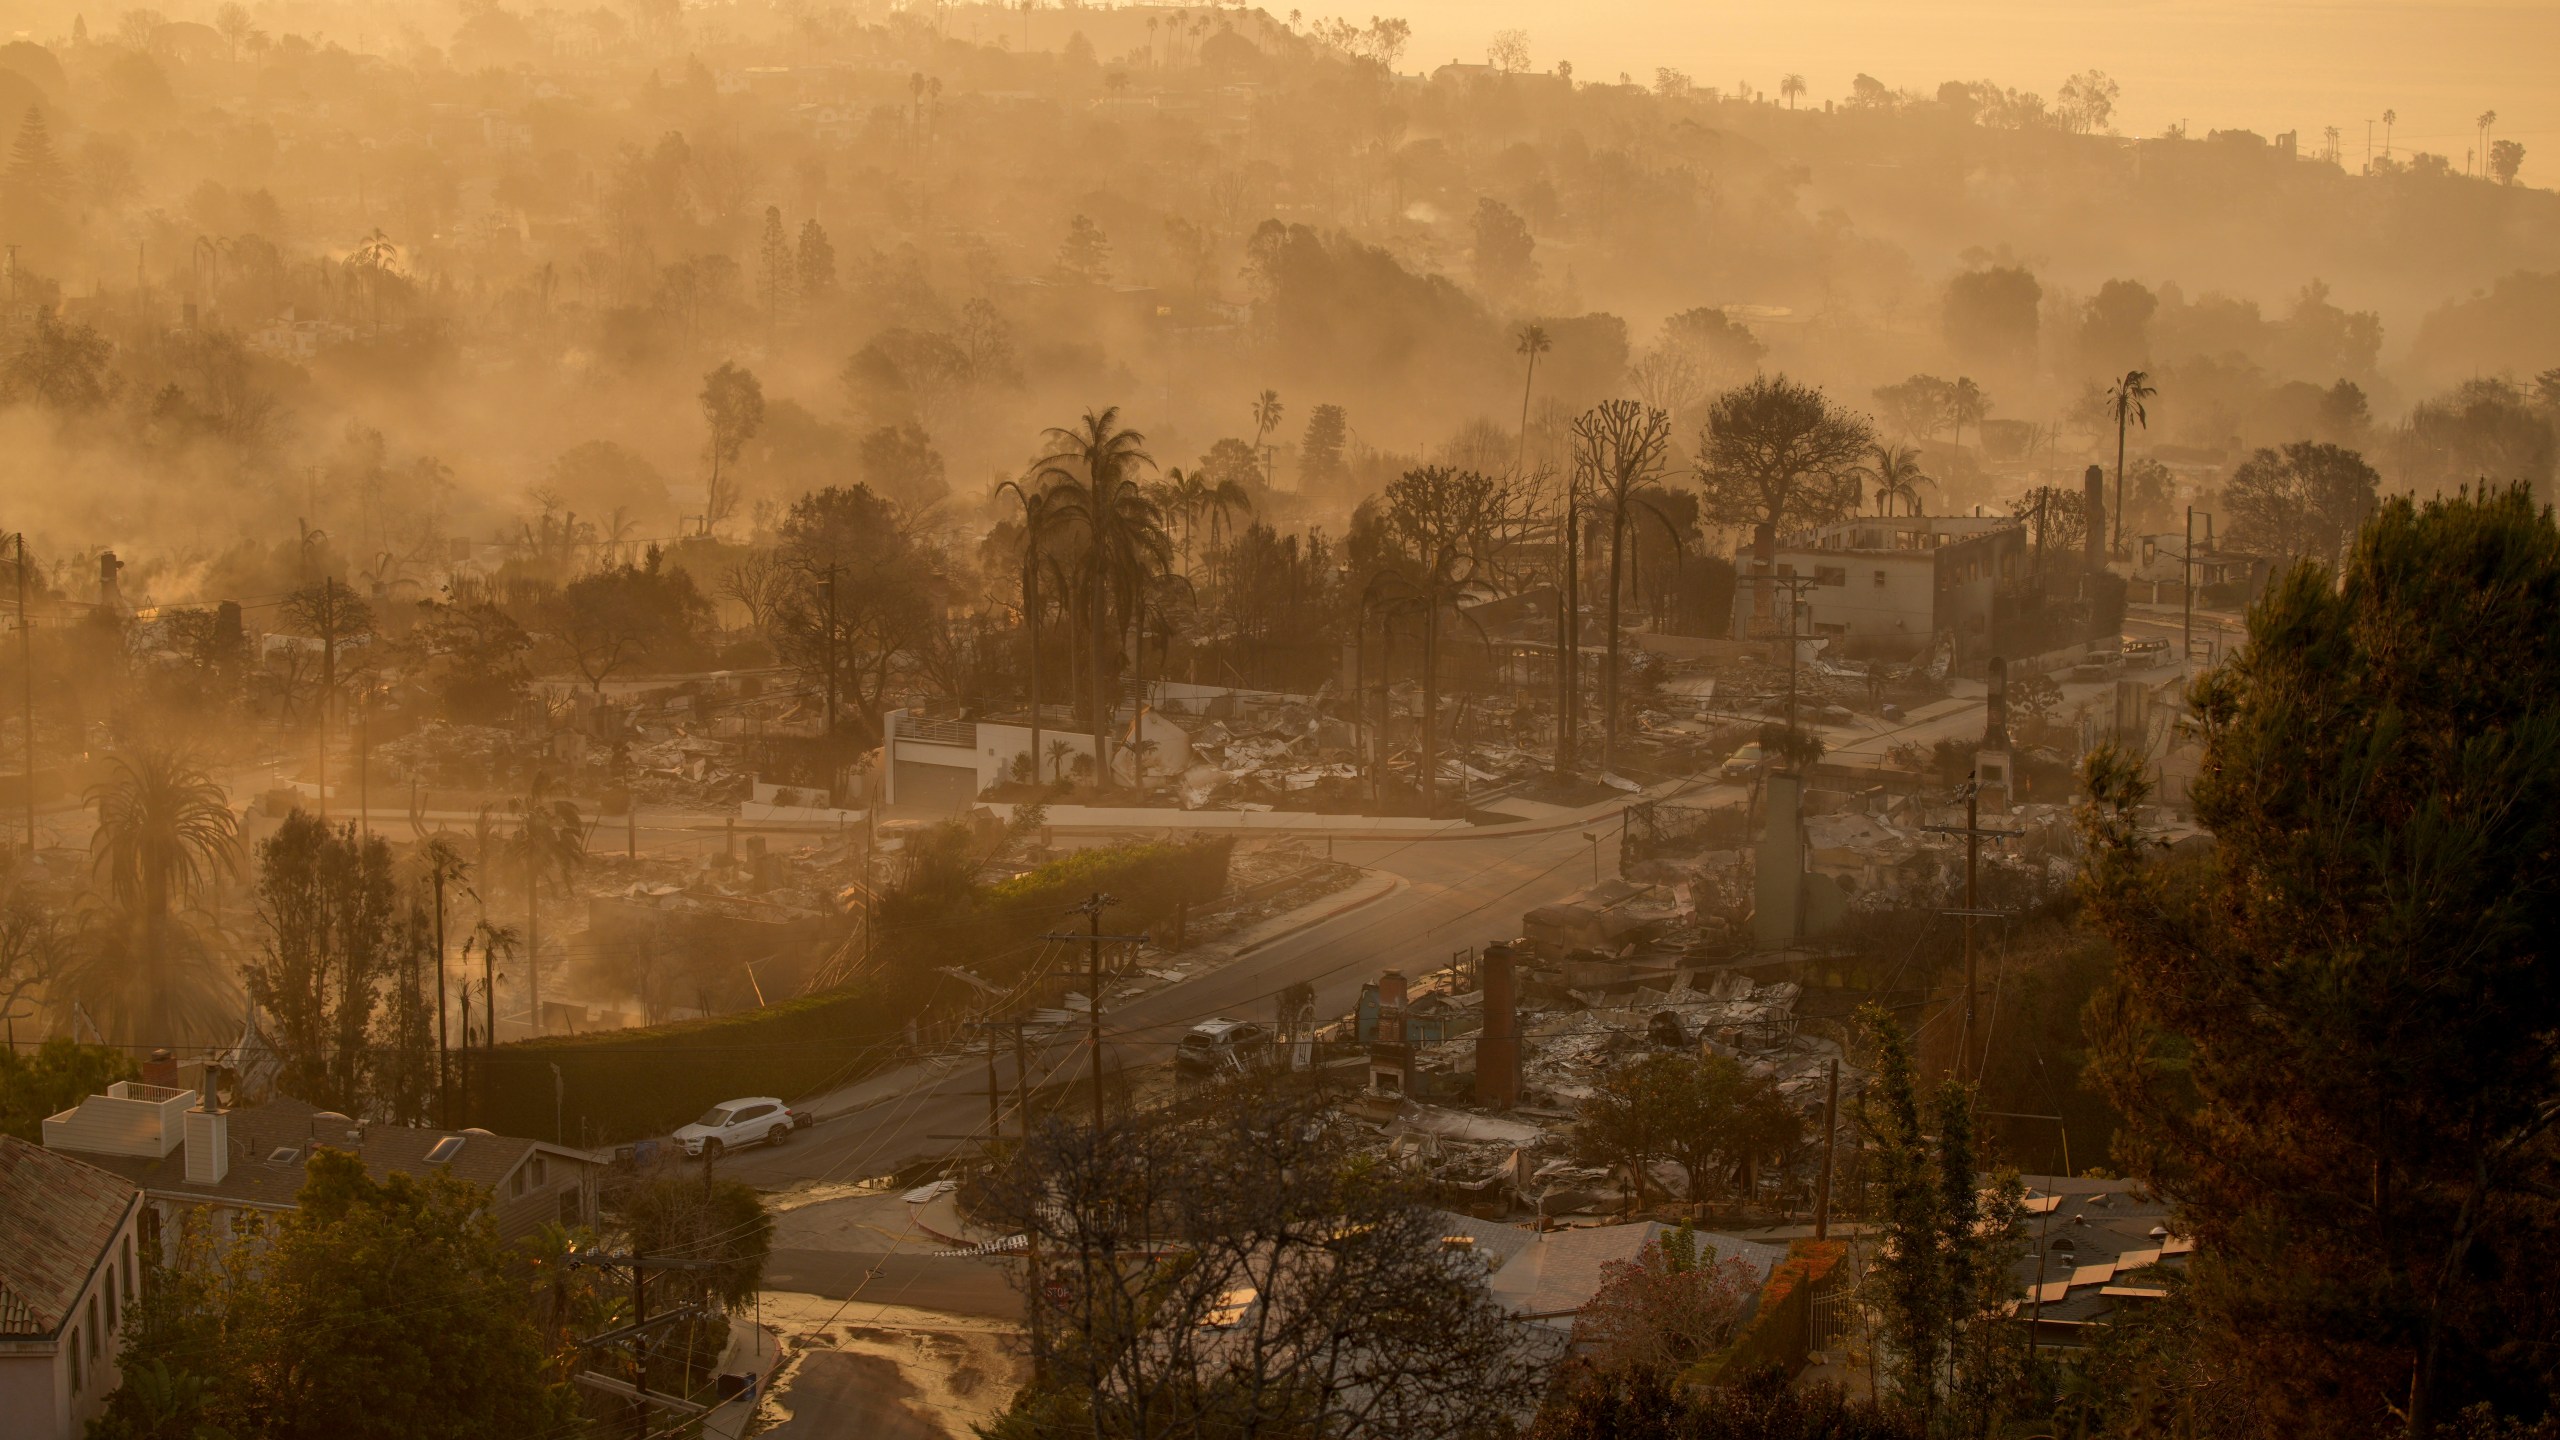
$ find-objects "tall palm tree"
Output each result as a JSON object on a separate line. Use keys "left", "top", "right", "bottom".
{"left": 1514, "top": 323, "right": 1551, "bottom": 472}
{"left": 1199, "top": 468, "right": 1254, "bottom": 594}
{"left": 66, "top": 748, "right": 240, "bottom": 1044}
{"left": 2108, "top": 369, "right": 2157, "bottom": 554}
{"left": 2382, "top": 108, "right": 2396, "bottom": 159}
{"left": 1250, "top": 389, "right": 1284, "bottom": 489}
{"left": 1155, "top": 467, "right": 1213, "bottom": 580}
{"left": 1027, "top": 408, "right": 1170, "bottom": 793}
{"left": 1860, "top": 443, "right": 1934, "bottom": 516}
{"left": 1781, "top": 73, "right": 1806, "bottom": 109}
{"left": 502, "top": 774, "right": 584, "bottom": 1031}
{"left": 992, "top": 478, "right": 1064, "bottom": 789}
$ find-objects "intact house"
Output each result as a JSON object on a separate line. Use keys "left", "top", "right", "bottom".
{"left": 41, "top": 1084, "right": 606, "bottom": 1256}
{"left": 1734, "top": 515, "right": 2029, "bottom": 672}
{"left": 0, "top": 1136, "right": 143, "bottom": 1440}
{"left": 882, "top": 705, "right": 1194, "bottom": 814}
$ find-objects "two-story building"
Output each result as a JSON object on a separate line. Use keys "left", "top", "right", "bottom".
{"left": 1735, "top": 514, "right": 2030, "bottom": 672}
{"left": 42, "top": 1085, "right": 606, "bottom": 1253}
{"left": 0, "top": 1136, "right": 143, "bottom": 1440}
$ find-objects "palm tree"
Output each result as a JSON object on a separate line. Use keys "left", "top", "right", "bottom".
{"left": 1781, "top": 73, "right": 1806, "bottom": 109}
{"left": 993, "top": 477, "right": 1064, "bottom": 791}
{"left": 1155, "top": 467, "right": 1213, "bottom": 580}
{"left": 1947, "top": 377, "right": 1989, "bottom": 452}
{"left": 1250, "top": 389, "right": 1284, "bottom": 489}
{"left": 2108, "top": 369, "right": 2157, "bottom": 554}
{"left": 65, "top": 748, "right": 240, "bottom": 1044}
{"left": 1199, "top": 468, "right": 1254, "bottom": 593}
{"left": 2382, "top": 108, "right": 2396, "bottom": 159}
{"left": 1514, "top": 323, "right": 1551, "bottom": 472}
{"left": 1860, "top": 443, "right": 1934, "bottom": 516}
{"left": 2476, "top": 110, "right": 2497, "bottom": 176}
{"left": 1045, "top": 737, "right": 1076, "bottom": 786}
{"left": 1027, "top": 407, "right": 1170, "bottom": 794}
{"left": 502, "top": 775, "right": 584, "bottom": 1032}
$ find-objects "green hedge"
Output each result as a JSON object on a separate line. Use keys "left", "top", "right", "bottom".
{"left": 463, "top": 983, "right": 903, "bottom": 1145}
{"left": 466, "top": 838, "right": 1235, "bottom": 1144}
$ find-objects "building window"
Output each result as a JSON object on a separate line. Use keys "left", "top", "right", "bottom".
{"left": 70, "top": 1328, "right": 82, "bottom": 1394}
{"left": 531, "top": 1156, "right": 547, "bottom": 1188}
{"left": 1814, "top": 566, "right": 1846, "bottom": 587}
{"left": 124, "top": 1233, "right": 135, "bottom": 1300}
{"left": 1873, "top": 570, "right": 1888, "bottom": 587}
{"left": 511, "top": 1167, "right": 528, "bottom": 1198}
{"left": 106, "top": 1266, "right": 117, "bottom": 1333}
{"left": 88, "top": 1294, "right": 101, "bottom": 1359}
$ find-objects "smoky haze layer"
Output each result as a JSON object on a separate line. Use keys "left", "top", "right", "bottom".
{"left": 0, "top": 0, "right": 2548, "bottom": 606}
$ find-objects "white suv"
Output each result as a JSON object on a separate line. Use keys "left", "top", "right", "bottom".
{"left": 674, "top": 1097, "right": 797, "bottom": 1157}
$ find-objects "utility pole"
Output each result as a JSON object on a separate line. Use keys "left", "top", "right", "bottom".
{"left": 1012, "top": 1018, "right": 1032, "bottom": 1141}
{"left": 431, "top": 855, "right": 450, "bottom": 1127}
{"left": 567, "top": 1250, "right": 730, "bottom": 1437}
{"left": 819, "top": 564, "right": 839, "bottom": 739}
{"left": 1045, "top": 894, "right": 1146, "bottom": 1131}
{"left": 2182, "top": 505, "right": 2197, "bottom": 666}
{"left": 1924, "top": 783, "right": 2022, "bottom": 1081}
{"left": 1811, "top": 1057, "right": 1840, "bottom": 1240}
{"left": 15, "top": 532, "right": 30, "bottom": 853}
{"left": 983, "top": 1024, "right": 1002, "bottom": 1139}
{"left": 1557, "top": 496, "right": 1578, "bottom": 777}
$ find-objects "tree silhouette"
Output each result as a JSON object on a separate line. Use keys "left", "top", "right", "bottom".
{"left": 698, "top": 361, "right": 764, "bottom": 536}
{"left": 1570, "top": 400, "right": 1674, "bottom": 779}
{"left": 2107, "top": 369, "right": 2157, "bottom": 553}
{"left": 1513, "top": 322, "right": 1550, "bottom": 471}
{"left": 1780, "top": 73, "right": 1806, "bottom": 109}
{"left": 1694, "top": 374, "right": 1878, "bottom": 536}
{"left": 1026, "top": 408, "right": 1169, "bottom": 791}
{"left": 62, "top": 748, "right": 239, "bottom": 1044}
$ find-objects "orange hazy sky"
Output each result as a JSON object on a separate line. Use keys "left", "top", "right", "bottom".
{"left": 1388, "top": 0, "right": 2554, "bottom": 169}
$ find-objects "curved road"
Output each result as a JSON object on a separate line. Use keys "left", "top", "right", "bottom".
{"left": 724, "top": 812, "right": 1651, "bottom": 1193}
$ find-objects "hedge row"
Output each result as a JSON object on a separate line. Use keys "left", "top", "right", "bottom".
{"left": 463, "top": 982, "right": 902, "bottom": 1145}
{"left": 466, "top": 837, "right": 1235, "bottom": 1144}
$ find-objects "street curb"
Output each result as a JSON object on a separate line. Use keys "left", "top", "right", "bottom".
{"left": 795, "top": 867, "right": 1406, "bottom": 1126}
{"left": 1232, "top": 872, "right": 1406, "bottom": 957}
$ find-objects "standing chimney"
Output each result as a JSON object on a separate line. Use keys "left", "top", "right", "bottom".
{"left": 1474, "top": 943, "right": 1522, "bottom": 1108}
{"left": 183, "top": 1066, "right": 228, "bottom": 1185}
{"left": 1376, "top": 969, "right": 1407, "bottom": 1013}
{"left": 141, "top": 1047, "right": 178, "bottom": 1090}
{"left": 2082, "top": 464, "right": 2107, "bottom": 566}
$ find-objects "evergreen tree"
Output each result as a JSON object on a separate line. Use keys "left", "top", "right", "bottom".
{"left": 756, "top": 204, "right": 794, "bottom": 337}
{"left": 796, "top": 216, "right": 836, "bottom": 302}
{"left": 2081, "top": 485, "right": 2560, "bottom": 1435}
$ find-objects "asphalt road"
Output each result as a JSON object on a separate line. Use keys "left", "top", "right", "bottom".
{"left": 719, "top": 812, "right": 1657, "bottom": 1192}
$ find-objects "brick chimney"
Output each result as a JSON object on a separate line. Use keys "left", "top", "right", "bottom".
{"left": 183, "top": 1066, "right": 228, "bottom": 1185}
{"left": 141, "top": 1047, "right": 178, "bottom": 1090}
{"left": 1473, "top": 944, "right": 1522, "bottom": 1109}
{"left": 1377, "top": 969, "right": 1407, "bottom": 1012}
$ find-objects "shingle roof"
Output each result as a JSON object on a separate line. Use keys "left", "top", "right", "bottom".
{"left": 0, "top": 1136, "right": 139, "bottom": 1339}
{"left": 66, "top": 1096, "right": 598, "bottom": 1211}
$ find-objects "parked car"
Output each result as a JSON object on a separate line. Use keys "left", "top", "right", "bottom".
{"left": 674, "top": 1096, "right": 797, "bottom": 1157}
{"left": 1176, "top": 1018, "right": 1272, "bottom": 1073}
{"left": 1720, "top": 742, "right": 1768, "bottom": 781}
{"left": 2121, "top": 635, "right": 2172, "bottom": 665}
